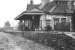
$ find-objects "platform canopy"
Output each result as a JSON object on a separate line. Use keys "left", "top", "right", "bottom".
{"left": 15, "top": 8, "right": 45, "bottom": 20}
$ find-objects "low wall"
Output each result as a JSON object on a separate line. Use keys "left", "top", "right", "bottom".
{"left": 3, "top": 31, "right": 23, "bottom": 37}
{"left": 3, "top": 30, "right": 75, "bottom": 49}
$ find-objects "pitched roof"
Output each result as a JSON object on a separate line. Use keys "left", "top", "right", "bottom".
{"left": 40, "top": 2, "right": 56, "bottom": 11}
{"left": 51, "top": 4, "right": 73, "bottom": 13}
{"left": 52, "top": 5, "right": 66, "bottom": 13}
{"left": 41, "top": 1, "right": 73, "bottom": 14}
{"left": 25, "top": 8, "right": 44, "bottom": 13}
{"left": 15, "top": 0, "right": 74, "bottom": 20}
{"left": 24, "top": 0, "right": 73, "bottom": 14}
{"left": 26, "top": 4, "right": 40, "bottom": 11}
{"left": 15, "top": 8, "right": 45, "bottom": 20}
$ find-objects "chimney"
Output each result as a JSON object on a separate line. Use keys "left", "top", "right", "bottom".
{"left": 30, "top": 0, "right": 33, "bottom": 5}
{"left": 41, "top": 0, "right": 50, "bottom": 4}
{"left": 39, "top": 0, "right": 50, "bottom": 9}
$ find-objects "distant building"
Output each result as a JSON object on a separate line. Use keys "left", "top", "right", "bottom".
{"left": 15, "top": 0, "right": 75, "bottom": 31}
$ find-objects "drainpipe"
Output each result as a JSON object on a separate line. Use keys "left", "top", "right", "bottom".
{"left": 70, "top": 19, "right": 72, "bottom": 32}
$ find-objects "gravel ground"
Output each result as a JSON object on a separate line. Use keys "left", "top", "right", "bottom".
{"left": 0, "top": 32, "right": 55, "bottom": 50}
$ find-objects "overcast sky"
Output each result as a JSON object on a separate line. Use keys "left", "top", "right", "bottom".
{"left": 0, "top": 0, "right": 42, "bottom": 27}
{"left": 0, "top": 0, "right": 54, "bottom": 27}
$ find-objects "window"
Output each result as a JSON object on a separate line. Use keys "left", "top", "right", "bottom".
{"left": 54, "top": 18, "right": 59, "bottom": 25}
{"left": 61, "top": 18, "right": 66, "bottom": 23}
{"left": 54, "top": 18, "right": 59, "bottom": 22}
{"left": 46, "top": 20, "right": 51, "bottom": 25}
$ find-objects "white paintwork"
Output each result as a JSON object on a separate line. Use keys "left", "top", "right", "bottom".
{"left": 40, "top": 15, "right": 54, "bottom": 30}
{"left": 40, "top": 14, "right": 71, "bottom": 30}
